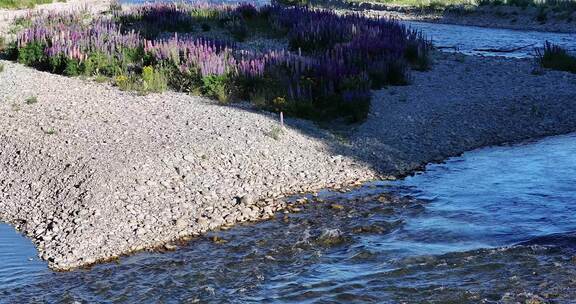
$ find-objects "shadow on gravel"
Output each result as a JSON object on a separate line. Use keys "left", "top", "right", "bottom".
{"left": 264, "top": 53, "right": 576, "bottom": 178}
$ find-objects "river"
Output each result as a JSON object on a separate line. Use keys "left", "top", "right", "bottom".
{"left": 1, "top": 2, "right": 576, "bottom": 303}
{"left": 2, "top": 133, "right": 576, "bottom": 302}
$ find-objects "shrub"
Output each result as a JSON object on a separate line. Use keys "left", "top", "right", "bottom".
{"left": 114, "top": 74, "right": 132, "bottom": 91}
{"left": 536, "top": 7, "right": 548, "bottom": 23}
{"left": 0, "top": 63, "right": 4, "bottom": 73}
{"left": 17, "top": 42, "right": 47, "bottom": 68}
{"left": 272, "top": 0, "right": 310, "bottom": 6}
{"left": 201, "top": 23, "right": 211, "bottom": 32}
{"left": 84, "top": 52, "right": 122, "bottom": 77}
{"left": 405, "top": 32, "right": 433, "bottom": 71}
{"left": 266, "top": 125, "right": 283, "bottom": 140}
{"left": 202, "top": 74, "right": 233, "bottom": 103}
{"left": 227, "top": 19, "right": 249, "bottom": 42}
{"left": 9, "top": 3, "right": 431, "bottom": 122}
{"left": 536, "top": 41, "right": 576, "bottom": 74}
{"left": 25, "top": 96, "right": 38, "bottom": 105}
{"left": 142, "top": 65, "right": 168, "bottom": 93}
{"left": 0, "top": 36, "right": 5, "bottom": 52}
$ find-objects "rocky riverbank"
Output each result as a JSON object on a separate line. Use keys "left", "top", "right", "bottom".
{"left": 1, "top": 1, "right": 576, "bottom": 271}
{"left": 351, "top": 52, "right": 576, "bottom": 175}
{"left": 327, "top": 1, "right": 576, "bottom": 33}
{"left": 2, "top": 52, "right": 576, "bottom": 271}
{"left": 0, "top": 59, "right": 380, "bottom": 270}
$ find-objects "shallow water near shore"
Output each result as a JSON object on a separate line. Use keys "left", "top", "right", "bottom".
{"left": 2, "top": 133, "right": 576, "bottom": 302}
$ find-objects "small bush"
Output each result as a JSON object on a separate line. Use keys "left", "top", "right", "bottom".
{"left": 405, "top": 37, "right": 433, "bottom": 71}
{"left": 202, "top": 74, "right": 233, "bottom": 103}
{"left": 201, "top": 23, "right": 211, "bottom": 32}
{"left": 25, "top": 96, "right": 38, "bottom": 105}
{"left": 0, "top": 63, "right": 4, "bottom": 73}
{"left": 536, "top": 7, "right": 548, "bottom": 23}
{"left": 266, "top": 125, "right": 284, "bottom": 140}
{"left": 226, "top": 19, "right": 249, "bottom": 42}
{"left": 114, "top": 74, "right": 133, "bottom": 91}
{"left": 84, "top": 52, "right": 122, "bottom": 77}
{"left": 17, "top": 42, "right": 47, "bottom": 68}
{"left": 0, "top": 36, "right": 6, "bottom": 52}
{"left": 272, "top": 0, "right": 310, "bottom": 6}
{"left": 142, "top": 66, "right": 168, "bottom": 93}
{"left": 536, "top": 41, "right": 576, "bottom": 73}
{"left": 9, "top": 17, "right": 32, "bottom": 35}
{"left": 43, "top": 127, "right": 57, "bottom": 135}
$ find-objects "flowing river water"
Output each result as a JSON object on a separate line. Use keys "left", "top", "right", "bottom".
{"left": 2, "top": 4, "right": 576, "bottom": 303}
{"left": 2, "top": 133, "right": 576, "bottom": 302}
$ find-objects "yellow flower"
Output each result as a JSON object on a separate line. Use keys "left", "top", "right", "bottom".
{"left": 272, "top": 96, "right": 286, "bottom": 106}
{"left": 142, "top": 66, "right": 154, "bottom": 83}
{"left": 115, "top": 75, "right": 129, "bottom": 90}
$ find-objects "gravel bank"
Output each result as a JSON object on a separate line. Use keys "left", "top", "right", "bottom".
{"left": 2, "top": 53, "right": 576, "bottom": 270}
{"left": 328, "top": 1, "right": 576, "bottom": 33}
{"left": 1, "top": 2, "right": 576, "bottom": 270}
{"left": 0, "top": 60, "right": 378, "bottom": 270}
{"left": 352, "top": 52, "right": 576, "bottom": 175}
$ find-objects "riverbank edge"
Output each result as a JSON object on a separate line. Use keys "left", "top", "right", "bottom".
{"left": 2, "top": 56, "right": 575, "bottom": 271}
{"left": 1, "top": 1, "right": 576, "bottom": 272}
{"left": 13, "top": 122, "right": 576, "bottom": 272}
{"left": 320, "top": 1, "right": 576, "bottom": 33}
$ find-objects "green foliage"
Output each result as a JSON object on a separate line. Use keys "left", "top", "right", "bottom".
{"left": 405, "top": 40, "right": 433, "bottom": 71}
{"left": 43, "top": 127, "right": 57, "bottom": 135}
{"left": 202, "top": 74, "right": 234, "bottom": 103}
{"left": 225, "top": 19, "right": 249, "bottom": 42}
{"left": 0, "top": 36, "right": 6, "bottom": 52}
{"left": 142, "top": 65, "right": 168, "bottom": 93}
{"left": 201, "top": 23, "right": 211, "bottom": 32}
{"left": 114, "top": 74, "right": 135, "bottom": 91}
{"left": 113, "top": 66, "right": 168, "bottom": 94}
{"left": 25, "top": 96, "right": 38, "bottom": 105}
{"left": 94, "top": 74, "right": 108, "bottom": 83}
{"left": 266, "top": 125, "right": 284, "bottom": 140}
{"left": 536, "top": 7, "right": 548, "bottom": 23}
{"left": 537, "top": 42, "right": 576, "bottom": 74}
{"left": 17, "top": 42, "right": 47, "bottom": 68}
{"left": 9, "top": 17, "right": 33, "bottom": 35}
{"left": 272, "top": 0, "right": 310, "bottom": 6}
{"left": 84, "top": 52, "right": 123, "bottom": 76}
{"left": 64, "top": 59, "right": 82, "bottom": 76}
{"left": 0, "top": 63, "right": 4, "bottom": 73}
{"left": 0, "top": 0, "right": 54, "bottom": 9}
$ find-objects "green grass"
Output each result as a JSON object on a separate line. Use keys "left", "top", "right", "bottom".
{"left": 537, "top": 42, "right": 576, "bottom": 73}
{"left": 43, "top": 127, "right": 56, "bottom": 135}
{"left": 0, "top": 0, "right": 62, "bottom": 9}
{"left": 266, "top": 125, "right": 284, "bottom": 140}
{"left": 25, "top": 95, "right": 38, "bottom": 105}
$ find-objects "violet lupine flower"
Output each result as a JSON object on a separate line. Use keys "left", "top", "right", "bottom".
{"left": 145, "top": 35, "right": 235, "bottom": 76}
